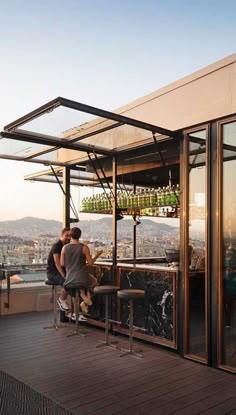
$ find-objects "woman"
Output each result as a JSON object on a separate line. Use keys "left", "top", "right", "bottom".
{"left": 61, "top": 227, "right": 103, "bottom": 314}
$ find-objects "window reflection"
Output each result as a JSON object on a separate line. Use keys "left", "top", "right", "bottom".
{"left": 222, "top": 122, "right": 236, "bottom": 368}
{"left": 187, "top": 130, "right": 207, "bottom": 360}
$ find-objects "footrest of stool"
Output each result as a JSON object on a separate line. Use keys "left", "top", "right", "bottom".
{"left": 133, "top": 325, "right": 148, "bottom": 333}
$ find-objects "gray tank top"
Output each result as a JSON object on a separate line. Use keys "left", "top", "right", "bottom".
{"left": 63, "top": 242, "right": 89, "bottom": 287}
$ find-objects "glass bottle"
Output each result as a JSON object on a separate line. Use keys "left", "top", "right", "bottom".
{"left": 81, "top": 197, "right": 86, "bottom": 212}
{"left": 165, "top": 186, "right": 170, "bottom": 205}
{"left": 150, "top": 188, "right": 156, "bottom": 206}
{"left": 175, "top": 184, "right": 180, "bottom": 206}
{"left": 170, "top": 186, "right": 176, "bottom": 206}
{"left": 133, "top": 191, "right": 138, "bottom": 207}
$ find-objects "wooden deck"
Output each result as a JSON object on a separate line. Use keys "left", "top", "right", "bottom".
{"left": 0, "top": 311, "right": 235, "bottom": 415}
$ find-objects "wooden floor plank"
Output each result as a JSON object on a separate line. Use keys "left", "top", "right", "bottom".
{"left": 0, "top": 312, "right": 235, "bottom": 415}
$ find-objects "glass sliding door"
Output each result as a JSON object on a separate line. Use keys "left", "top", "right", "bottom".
{"left": 184, "top": 128, "right": 208, "bottom": 362}
{"left": 219, "top": 120, "right": 236, "bottom": 371}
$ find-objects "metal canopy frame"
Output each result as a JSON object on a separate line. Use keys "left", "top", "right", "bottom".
{"left": 24, "top": 166, "right": 107, "bottom": 187}
{"left": 0, "top": 96, "right": 175, "bottom": 167}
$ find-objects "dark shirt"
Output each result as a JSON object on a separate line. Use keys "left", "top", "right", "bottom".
{"left": 46, "top": 240, "right": 63, "bottom": 277}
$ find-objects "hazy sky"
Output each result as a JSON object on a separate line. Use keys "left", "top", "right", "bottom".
{"left": 0, "top": 0, "right": 235, "bottom": 221}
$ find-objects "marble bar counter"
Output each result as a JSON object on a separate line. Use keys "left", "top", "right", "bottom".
{"left": 89, "top": 261, "right": 177, "bottom": 348}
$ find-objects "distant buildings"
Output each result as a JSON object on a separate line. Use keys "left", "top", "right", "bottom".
{"left": 33, "top": 236, "right": 55, "bottom": 264}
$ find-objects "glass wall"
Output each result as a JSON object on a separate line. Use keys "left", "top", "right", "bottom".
{"left": 221, "top": 121, "right": 236, "bottom": 370}
{"left": 186, "top": 129, "right": 207, "bottom": 361}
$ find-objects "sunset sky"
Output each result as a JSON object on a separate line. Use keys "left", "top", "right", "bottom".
{"left": 0, "top": 0, "right": 235, "bottom": 221}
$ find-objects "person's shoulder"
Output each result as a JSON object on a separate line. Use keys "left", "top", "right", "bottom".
{"left": 63, "top": 242, "right": 71, "bottom": 251}
{"left": 81, "top": 242, "right": 88, "bottom": 252}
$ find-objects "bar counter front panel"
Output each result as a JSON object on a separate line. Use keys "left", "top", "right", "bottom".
{"left": 88, "top": 262, "right": 177, "bottom": 348}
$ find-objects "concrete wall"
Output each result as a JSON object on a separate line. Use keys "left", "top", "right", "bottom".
{"left": 0, "top": 285, "right": 54, "bottom": 316}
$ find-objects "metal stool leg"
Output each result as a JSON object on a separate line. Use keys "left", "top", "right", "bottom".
{"left": 44, "top": 286, "right": 68, "bottom": 330}
{"left": 120, "top": 299, "right": 143, "bottom": 358}
{"left": 96, "top": 294, "right": 118, "bottom": 349}
{"left": 44, "top": 286, "right": 59, "bottom": 330}
{"left": 67, "top": 289, "right": 87, "bottom": 337}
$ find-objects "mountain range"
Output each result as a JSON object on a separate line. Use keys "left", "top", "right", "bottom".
{"left": 0, "top": 216, "right": 176, "bottom": 239}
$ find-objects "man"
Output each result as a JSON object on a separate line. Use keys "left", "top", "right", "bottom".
{"left": 46, "top": 227, "right": 71, "bottom": 311}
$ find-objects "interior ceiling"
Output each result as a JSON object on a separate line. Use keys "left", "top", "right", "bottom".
{"left": 24, "top": 137, "right": 180, "bottom": 188}
{"left": 118, "top": 165, "right": 179, "bottom": 188}
{"left": 89, "top": 139, "right": 180, "bottom": 187}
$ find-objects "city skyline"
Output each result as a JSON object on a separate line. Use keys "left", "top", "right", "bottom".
{"left": 0, "top": 0, "right": 235, "bottom": 221}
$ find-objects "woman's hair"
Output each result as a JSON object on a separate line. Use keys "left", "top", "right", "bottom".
{"left": 70, "top": 227, "right": 82, "bottom": 240}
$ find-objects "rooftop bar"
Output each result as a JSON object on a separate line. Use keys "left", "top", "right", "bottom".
{"left": 0, "top": 54, "right": 236, "bottom": 374}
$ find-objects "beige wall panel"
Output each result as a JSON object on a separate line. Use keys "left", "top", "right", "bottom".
{"left": 58, "top": 149, "right": 88, "bottom": 164}
{"left": 232, "top": 63, "right": 236, "bottom": 109}
{"left": 118, "top": 63, "right": 236, "bottom": 130}
{"left": 57, "top": 55, "right": 236, "bottom": 164}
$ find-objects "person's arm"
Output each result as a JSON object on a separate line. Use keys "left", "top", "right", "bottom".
{"left": 54, "top": 248, "right": 65, "bottom": 278}
{"left": 60, "top": 246, "right": 65, "bottom": 268}
{"left": 82, "top": 244, "right": 103, "bottom": 265}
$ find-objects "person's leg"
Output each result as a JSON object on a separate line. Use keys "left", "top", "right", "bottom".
{"left": 52, "top": 275, "right": 70, "bottom": 311}
{"left": 48, "top": 273, "right": 70, "bottom": 311}
{"left": 80, "top": 288, "right": 92, "bottom": 306}
{"left": 66, "top": 289, "right": 88, "bottom": 319}
{"left": 89, "top": 274, "right": 98, "bottom": 289}
{"left": 80, "top": 275, "right": 98, "bottom": 312}
{"left": 60, "top": 287, "right": 68, "bottom": 301}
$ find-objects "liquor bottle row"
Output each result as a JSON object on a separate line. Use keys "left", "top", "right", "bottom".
{"left": 81, "top": 185, "right": 180, "bottom": 213}
{"left": 138, "top": 207, "right": 179, "bottom": 218}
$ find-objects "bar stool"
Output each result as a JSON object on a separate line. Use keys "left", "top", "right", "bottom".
{"left": 117, "top": 289, "right": 145, "bottom": 358}
{"left": 94, "top": 285, "right": 120, "bottom": 349}
{"left": 66, "top": 285, "right": 87, "bottom": 338}
{"left": 44, "top": 280, "right": 61, "bottom": 330}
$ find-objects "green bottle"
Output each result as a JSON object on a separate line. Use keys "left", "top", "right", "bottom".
{"left": 150, "top": 188, "right": 155, "bottom": 206}
{"left": 170, "top": 186, "right": 176, "bottom": 206}
{"left": 175, "top": 184, "right": 180, "bottom": 205}
{"left": 81, "top": 198, "right": 85, "bottom": 212}
{"left": 156, "top": 187, "right": 162, "bottom": 206}
{"left": 133, "top": 191, "right": 138, "bottom": 207}
{"left": 165, "top": 186, "right": 170, "bottom": 205}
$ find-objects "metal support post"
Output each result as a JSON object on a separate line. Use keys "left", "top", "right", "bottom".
{"left": 120, "top": 299, "right": 143, "bottom": 358}
{"left": 67, "top": 289, "right": 87, "bottom": 337}
{"left": 62, "top": 166, "right": 70, "bottom": 228}
{"left": 96, "top": 295, "right": 118, "bottom": 349}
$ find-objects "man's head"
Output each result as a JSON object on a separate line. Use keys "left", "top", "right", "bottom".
{"left": 60, "top": 227, "right": 71, "bottom": 245}
{"left": 70, "top": 227, "right": 82, "bottom": 240}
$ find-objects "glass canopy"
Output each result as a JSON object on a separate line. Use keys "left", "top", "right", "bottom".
{"left": 0, "top": 96, "right": 175, "bottom": 166}
{"left": 24, "top": 166, "right": 103, "bottom": 187}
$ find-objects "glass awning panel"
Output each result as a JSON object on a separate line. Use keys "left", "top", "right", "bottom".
{"left": 0, "top": 137, "right": 59, "bottom": 159}
{"left": 1, "top": 96, "right": 175, "bottom": 166}
{"left": 0, "top": 137, "right": 60, "bottom": 164}
{"left": 24, "top": 167, "right": 103, "bottom": 187}
{"left": 0, "top": 137, "right": 46, "bottom": 157}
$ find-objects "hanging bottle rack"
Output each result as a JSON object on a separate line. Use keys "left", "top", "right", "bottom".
{"left": 80, "top": 185, "right": 180, "bottom": 218}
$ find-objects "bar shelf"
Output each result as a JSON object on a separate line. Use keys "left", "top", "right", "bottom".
{"left": 80, "top": 205, "right": 180, "bottom": 218}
